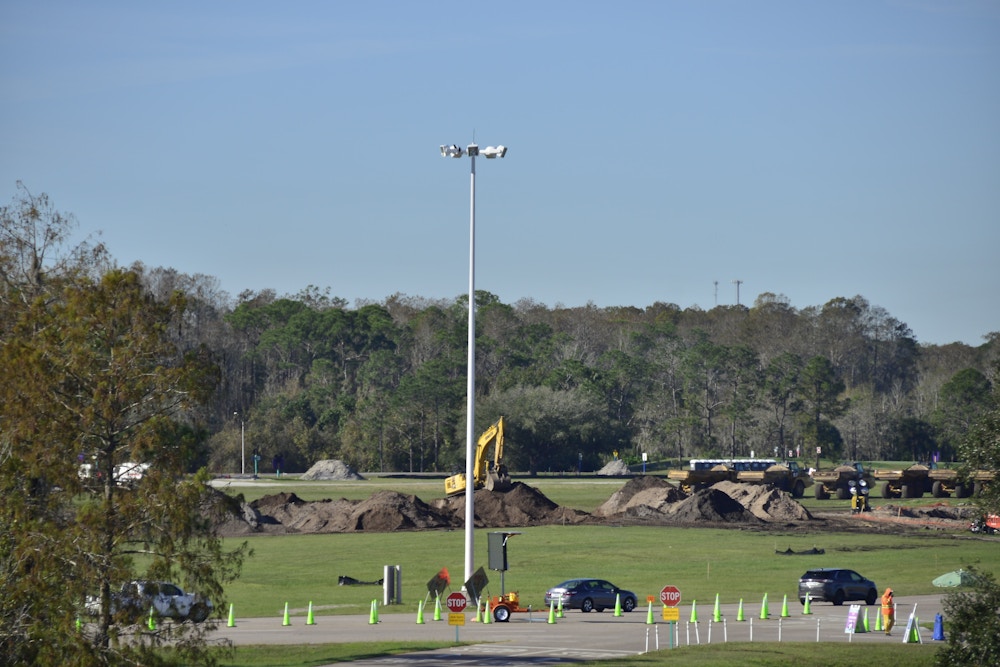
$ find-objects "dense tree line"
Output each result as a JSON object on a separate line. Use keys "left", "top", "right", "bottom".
{"left": 184, "top": 283, "right": 994, "bottom": 476}
{"left": 5, "top": 185, "right": 999, "bottom": 483}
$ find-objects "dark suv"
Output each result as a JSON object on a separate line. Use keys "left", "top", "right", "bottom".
{"left": 798, "top": 568, "right": 878, "bottom": 606}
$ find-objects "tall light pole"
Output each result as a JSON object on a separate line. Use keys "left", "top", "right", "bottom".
{"left": 440, "top": 142, "right": 507, "bottom": 588}
{"left": 235, "top": 412, "right": 245, "bottom": 476}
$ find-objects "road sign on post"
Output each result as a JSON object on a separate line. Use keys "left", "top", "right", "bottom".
{"left": 660, "top": 585, "right": 682, "bottom": 607}
{"left": 446, "top": 592, "right": 468, "bottom": 613}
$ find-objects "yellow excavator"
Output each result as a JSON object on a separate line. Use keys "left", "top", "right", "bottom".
{"left": 444, "top": 417, "right": 512, "bottom": 496}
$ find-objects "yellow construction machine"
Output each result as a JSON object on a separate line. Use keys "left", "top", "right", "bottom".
{"left": 444, "top": 417, "right": 512, "bottom": 496}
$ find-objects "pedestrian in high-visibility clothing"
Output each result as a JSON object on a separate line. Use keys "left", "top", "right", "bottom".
{"left": 880, "top": 588, "right": 895, "bottom": 636}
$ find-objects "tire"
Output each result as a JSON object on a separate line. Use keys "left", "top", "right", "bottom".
{"left": 881, "top": 483, "right": 893, "bottom": 499}
{"left": 493, "top": 605, "right": 511, "bottom": 623}
{"left": 901, "top": 484, "right": 910, "bottom": 499}
{"left": 581, "top": 598, "right": 595, "bottom": 613}
{"left": 792, "top": 480, "right": 805, "bottom": 498}
{"left": 836, "top": 486, "right": 850, "bottom": 500}
{"left": 799, "top": 598, "right": 806, "bottom": 605}
{"left": 189, "top": 603, "right": 210, "bottom": 623}
{"left": 622, "top": 597, "right": 636, "bottom": 613}
{"left": 832, "top": 590, "right": 845, "bottom": 606}
{"left": 815, "top": 485, "right": 827, "bottom": 500}
{"left": 956, "top": 483, "right": 968, "bottom": 498}
{"left": 974, "top": 482, "right": 984, "bottom": 497}
{"left": 866, "top": 589, "right": 878, "bottom": 606}
{"left": 932, "top": 481, "right": 945, "bottom": 498}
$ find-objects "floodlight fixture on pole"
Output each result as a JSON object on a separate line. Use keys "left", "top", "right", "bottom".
{"left": 439, "top": 141, "right": 508, "bottom": 588}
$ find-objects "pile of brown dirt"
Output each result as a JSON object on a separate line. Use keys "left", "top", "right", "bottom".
{"left": 713, "top": 480, "right": 814, "bottom": 522}
{"left": 300, "top": 459, "right": 365, "bottom": 480}
{"left": 212, "top": 477, "right": 816, "bottom": 537}
{"left": 596, "top": 459, "right": 632, "bottom": 476}
{"left": 431, "top": 482, "right": 591, "bottom": 527}
{"left": 667, "top": 487, "right": 763, "bottom": 524}
{"left": 593, "top": 475, "right": 686, "bottom": 517}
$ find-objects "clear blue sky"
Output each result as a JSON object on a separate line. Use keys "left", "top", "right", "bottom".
{"left": 2, "top": 1, "right": 997, "bottom": 346}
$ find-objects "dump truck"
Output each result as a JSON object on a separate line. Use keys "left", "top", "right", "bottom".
{"left": 667, "top": 458, "right": 774, "bottom": 493}
{"left": 444, "top": 417, "right": 512, "bottom": 496}
{"left": 812, "top": 462, "right": 875, "bottom": 500}
{"left": 737, "top": 460, "right": 812, "bottom": 498}
{"left": 874, "top": 464, "right": 992, "bottom": 499}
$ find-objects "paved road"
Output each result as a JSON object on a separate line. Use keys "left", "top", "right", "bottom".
{"left": 212, "top": 594, "right": 944, "bottom": 665}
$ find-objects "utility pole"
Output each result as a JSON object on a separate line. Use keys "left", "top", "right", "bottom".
{"left": 732, "top": 279, "right": 743, "bottom": 306}
{"left": 714, "top": 280, "right": 718, "bottom": 307}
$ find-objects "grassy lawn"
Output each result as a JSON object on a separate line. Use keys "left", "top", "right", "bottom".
{"left": 203, "top": 473, "right": 985, "bottom": 664}
{"left": 217, "top": 474, "right": 996, "bottom": 621}
{"left": 211, "top": 640, "right": 940, "bottom": 666}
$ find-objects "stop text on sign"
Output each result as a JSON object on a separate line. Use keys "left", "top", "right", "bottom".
{"left": 660, "top": 585, "right": 682, "bottom": 606}
{"left": 446, "top": 592, "right": 468, "bottom": 612}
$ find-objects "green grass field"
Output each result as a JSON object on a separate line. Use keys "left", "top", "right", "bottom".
{"left": 217, "top": 475, "right": 997, "bottom": 620}
{"left": 207, "top": 474, "right": 989, "bottom": 665}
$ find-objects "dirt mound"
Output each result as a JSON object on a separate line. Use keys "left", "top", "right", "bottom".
{"left": 593, "top": 475, "right": 686, "bottom": 517}
{"left": 597, "top": 459, "right": 631, "bottom": 476}
{"left": 713, "top": 481, "right": 813, "bottom": 522}
{"left": 212, "top": 477, "right": 815, "bottom": 537}
{"left": 668, "top": 488, "right": 762, "bottom": 524}
{"left": 431, "top": 482, "right": 590, "bottom": 527}
{"left": 300, "top": 459, "right": 365, "bottom": 480}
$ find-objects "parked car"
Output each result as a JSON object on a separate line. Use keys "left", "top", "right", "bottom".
{"left": 798, "top": 568, "right": 878, "bottom": 606}
{"left": 544, "top": 578, "right": 637, "bottom": 613}
{"left": 86, "top": 580, "right": 213, "bottom": 622}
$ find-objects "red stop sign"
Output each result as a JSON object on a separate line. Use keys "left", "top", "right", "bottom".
{"left": 660, "top": 585, "right": 682, "bottom": 606}
{"left": 446, "top": 592, "right": 468, "bottom": 612}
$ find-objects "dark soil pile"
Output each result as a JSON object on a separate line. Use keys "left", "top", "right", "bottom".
{"left": 431, "top": 482, "right": 591, "bottom": 527}
{"left": 211, "top": 477, "right": 816, "bottom": 537}
{"left": 667, "top": 487, "right": 763, "bottom": 524}
{"left": 593, "top": 475, "right": 686, "bottom": 517}
{"left": 713, "top": 480, "right": 813, "bottom": 522}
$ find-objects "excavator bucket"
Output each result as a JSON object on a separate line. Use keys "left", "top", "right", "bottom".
{"left": 485, "top": 466, "right": 512, "bottom": 492}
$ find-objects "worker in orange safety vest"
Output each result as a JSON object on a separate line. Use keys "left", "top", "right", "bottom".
{"left": 880, "top": 587, "right": 895, "bottom": 635}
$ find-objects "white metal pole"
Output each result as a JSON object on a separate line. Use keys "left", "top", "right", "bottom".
{"left": 241, "top": 420, "right": 245, "bottom": 476}
{"left": 464, "top": 151, "right": 477, "bottom": 587}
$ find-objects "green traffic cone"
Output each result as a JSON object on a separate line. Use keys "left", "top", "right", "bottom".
{"left": 907, "top": 617, "right": 920, "bottom": 643}
{"left": 433, "top": 594, "right": 442, "bottom": 621}
{"left": 646, "top": 600, "right": 655, "bottom": 625}
{"left": 416, "top": 600, "right": 425, "bottom": 624}
{"left": 306, "top": 601, "right": 315, "bottom": 625}
{"left": 862, "top": 607, "right": 870, "bottom": 632}
{"left": 282, "top": 602, "right": 290, "bottom": 626}
{"left": 483, "top": 599, "right": 491, "bottom": 625}
{"left": 736, "top": 598, "right": 745, "bottom": 622}
{"left": 760, "top": 593, "right": 769, "bottom": 619}
{"left": 147, "top": 606, "right": 156, "bottom": 631}
{"left": 614, "top": 593, "right": 622, "bottom": 617}
{"left": 690, "top": 600, "right": 698, "bottom": 623}
{"left": 557, "top": 596, "right": 564, "bottom": 618}
{"left": 874, "top": 609, "right": 883, "bottom": 632}
{"left": 781, "top": 594, "right": 789, "bottom": 618}
{"left": 474, "top": 600, "right": 482, "bottom": 623}
{"left": 803, "top": 594, "right": 812, "bottom": 615}
{"left": 548, "top": 600, "right": 556, "bottom": 624}
{"left": 713, "top": 593, "right": 721, "bottom": 622}
{"left": 227, "top": 603, "right": 236, "bottom": 627}
{"left": 76, "top": 616, "right": 82, "bottom": 632}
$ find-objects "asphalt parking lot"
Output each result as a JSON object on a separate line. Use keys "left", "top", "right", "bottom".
{"left": 212, "top": 593, "right": 945, "bottom": 665}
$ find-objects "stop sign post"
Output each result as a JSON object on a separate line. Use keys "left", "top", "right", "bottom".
{"left": 446, "top": 592, "right": 468, "bottom": 632}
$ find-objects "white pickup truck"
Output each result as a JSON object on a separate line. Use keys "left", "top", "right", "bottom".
{"left": 86, "top": 580, "right": 213, "bottom": 623}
